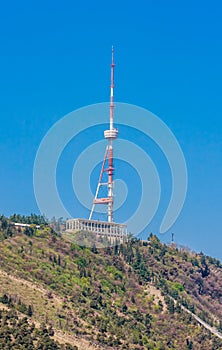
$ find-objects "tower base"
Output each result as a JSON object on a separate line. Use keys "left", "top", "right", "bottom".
{"left": 66, "top": 218, "right": 127, "bottom": 239}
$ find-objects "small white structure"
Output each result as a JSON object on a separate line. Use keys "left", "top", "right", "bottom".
{"left": 66, "top": 218, "right": 127, "bottom": 238}
{"left": 13, "top": 223, "right": 40, "bottom": 229}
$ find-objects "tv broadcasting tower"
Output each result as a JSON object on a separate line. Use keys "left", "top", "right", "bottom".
{"left": 89, "top": 46, "right": 118, "bottom": 223}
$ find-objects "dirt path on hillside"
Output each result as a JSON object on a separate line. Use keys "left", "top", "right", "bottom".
{"left": 0, "top": 269, "right": 62, "bottom": 305}
{"left": 146, "top": 284, "right": 222, "bottom": 340}
{"left": 167, "top": 293, "right": 222, "bottom": 340}
{"left": 0, "top": 269, "right": 103, "bottom": 350}
{"left": 145, "top": 284, "right": 167, "bottom": 312}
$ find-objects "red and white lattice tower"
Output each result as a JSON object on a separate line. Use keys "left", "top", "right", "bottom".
{"left": 89, "top": 46, "right": 118, "bottom": 222}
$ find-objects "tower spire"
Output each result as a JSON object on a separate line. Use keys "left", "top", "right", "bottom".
{"left": 110, "top": 45, "right": 115, "bottom": 130}
{"left": 89, "top": 47, "right": 118, "bottom": 222}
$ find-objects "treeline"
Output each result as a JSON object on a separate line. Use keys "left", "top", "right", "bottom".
{"left": 9, "top": 213, "right": 48, "bottom": 225}
{"left": 0, "top": 215, "right": 17, "bottom": 240}
{"left": 0, "top": 214, "right": 52, "bottom": 241}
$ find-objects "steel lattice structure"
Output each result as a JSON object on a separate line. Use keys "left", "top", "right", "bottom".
{"left": 89, "top": 47, "right": 118, "bottom": 222}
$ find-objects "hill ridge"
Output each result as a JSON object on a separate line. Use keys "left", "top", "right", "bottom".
{"left": 1, "top": 217, "right": 222, "bottom": 349}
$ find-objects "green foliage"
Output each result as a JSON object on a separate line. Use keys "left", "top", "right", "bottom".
{"left": 0, "top": 219, "right": 222, "bottom": 349}
{"left": 172, "top": 282, "right": 184, "bottom": 293}
{"left": 76, "top": 256, "right": 87, "bottom": 267}
{"left": 0, "top": 309, "right": 77, "bottom": 350}
{"left": 106, "top": 265, "right": 123, "bottom": 280}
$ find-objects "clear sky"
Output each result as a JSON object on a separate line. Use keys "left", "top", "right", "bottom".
{"left": 1, "top": 1, "right": 222, "bottom": 259}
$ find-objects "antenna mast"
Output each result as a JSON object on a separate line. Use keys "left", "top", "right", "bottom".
{"left": 89, "top": 46, "right": 118, "bottom": 222}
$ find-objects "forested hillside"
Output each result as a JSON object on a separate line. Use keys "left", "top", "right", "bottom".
{"left": 0, "top": 215, "right": 222, "bottom": 349}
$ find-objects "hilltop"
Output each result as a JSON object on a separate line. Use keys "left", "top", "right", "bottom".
{"left": 0, "top": 215, "right": 222, "bottom": 349}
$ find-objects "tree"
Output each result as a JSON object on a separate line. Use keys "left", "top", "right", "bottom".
{"left": 0, "top": 294, "right": 9, "bottom": 304}
{"left": 122, "top": 304, "right": 128, "bottom": 313}
{"left": 91, "top": 243, "right": 98, "bottom": 254}
{"left": 218, "top": 320, "right": 222, "bottom": 332}
{"left": 27, "top": 305, "right": 33, "bottom": 317}
{"left": 165, "top": 296, "right": 175, "bottom": 314}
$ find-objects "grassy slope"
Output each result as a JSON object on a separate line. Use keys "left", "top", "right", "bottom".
{"left": 0, "top": 223, "right": 222, "bottom": 349}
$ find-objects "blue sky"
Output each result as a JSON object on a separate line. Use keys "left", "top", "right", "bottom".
{"left": 1, "top": 1, "right": 222, "bottom": 259}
